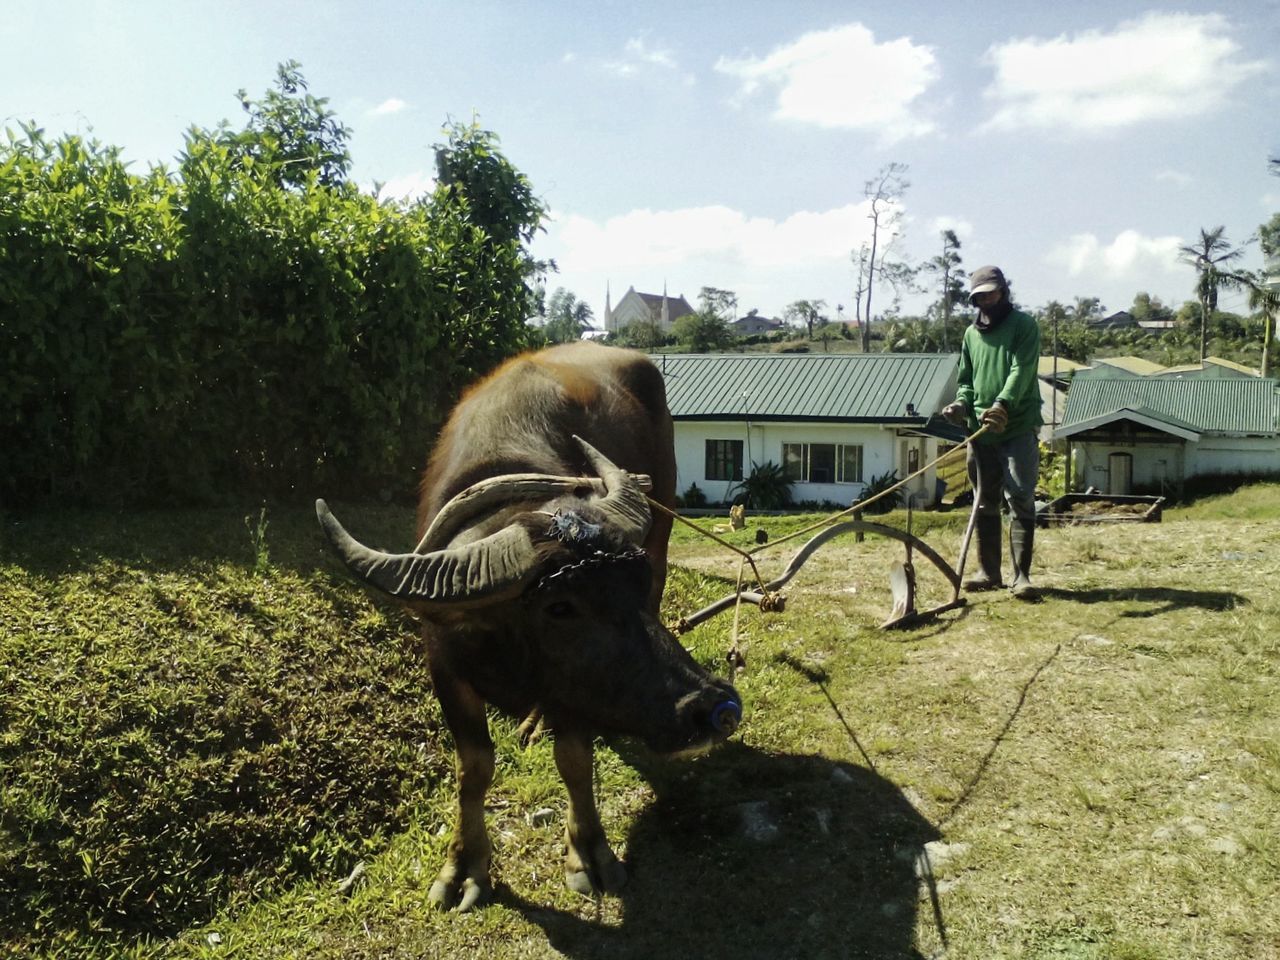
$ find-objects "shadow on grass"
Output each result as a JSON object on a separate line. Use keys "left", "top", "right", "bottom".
{"left": 504, "top": 743, "right": 942, "bottom": 960}
{"left": 1038, "top": 585, "right": 1246, "bottom": 616}
{"left": 0, "top": 501, "right": 414, "bottom": 577}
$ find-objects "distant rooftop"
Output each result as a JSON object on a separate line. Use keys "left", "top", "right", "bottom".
{"left": 1055, "top": 375, "right": 1280, "bottom": 438}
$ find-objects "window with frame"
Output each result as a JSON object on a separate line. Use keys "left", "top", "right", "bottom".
{"left": 782, "top": 442, "right": 863, "bottom": 483}
{"left": 704, "top": 439, "right": 743, "bottom": 481}
{"left": 838, "top": 444, "right": 864, "bottom": 483}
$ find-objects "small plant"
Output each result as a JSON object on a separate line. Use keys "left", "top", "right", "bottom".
{"left": 732, "top": 461, "right": 793, "bottom": 510}
{"left": 1038, "top": 442, "right": 1066, "bottom": 499}
{"left": 855, "top": 470, "right": 904, "bottom": 514}
{"left": 245, "top": 504, "right": 271, "bottom": 575}
{"left": 681, "top": 482, "right": 708, "bottom": 508}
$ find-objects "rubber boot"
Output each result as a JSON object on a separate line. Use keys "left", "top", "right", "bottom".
{"left": 963, "top": 515, "right": 1005, "bottom": 591}
{"left": 1009, "top": 519, "right": 1038, "bottom": 601}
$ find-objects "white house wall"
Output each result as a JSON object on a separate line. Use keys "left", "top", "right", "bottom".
{"left": 1071, "top": 436, "right": 1280, "bottom": 493}
{"left": 672, "top": 420, "right": 939, "bottom": 507}
{"left": 1071, "top": 441, "right": 1185, "bottom": 495}
{"left": 1186, "top": 437, "right": 1280, "bottom": 476}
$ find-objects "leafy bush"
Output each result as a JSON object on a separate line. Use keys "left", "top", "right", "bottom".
{"left": 680, "top": 482, "right": 708, "bottom": 508}
{"left": 1037, "top": 442, "right": 1066, "bottom": 499}
{"left": 732, "top": 461, "right": 792, "bottom": 510}
{"left": 0, "top": 65, "right": 546, "bottom": 509}
{"left": 855, "top": 470, "right": 905, "bottom": 514}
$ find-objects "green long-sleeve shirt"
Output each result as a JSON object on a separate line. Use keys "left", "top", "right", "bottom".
{"left": 955, "top": 308, "right": 1043, "bottom": 443}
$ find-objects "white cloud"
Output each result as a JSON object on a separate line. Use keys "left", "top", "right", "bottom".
{"left": 370, "top": 97, "right": 408, "bottom": 116}
{"left": 539, "top": 200, "right": 895, "bottom": 318}
{"left": 1046, "top": 229, "right": 1184, "bottom": 281}
{"left": 1154, "top": 168, "right": 1193, "bottom": 188}
{"left": 1263, "top": 192, "right": 1280, "bottom": 211}
{"left": 555, "top": 202, "right": 881, "bottom": 272}
{"left": 602, "top": 36, "right": 690, "bottom": 82}
{"left": 375, "top": 171, "right": 435, "bottom": 202}
{"left": 982, "top": 13, "right": 1268, "bottom": 134}
{"left": 715, "top": 23, "right": 939, "bottom": 144}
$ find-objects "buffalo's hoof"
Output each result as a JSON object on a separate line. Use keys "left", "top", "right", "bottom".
{"left": 428, "top": 874, "right": 491, "bottom": 912}
{"left": 566, "top": 856, "right": 627, "bottom": 897}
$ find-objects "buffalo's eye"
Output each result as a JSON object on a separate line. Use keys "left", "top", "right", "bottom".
{"left": 544, "top": 600, "right": 578, "bottom": 619}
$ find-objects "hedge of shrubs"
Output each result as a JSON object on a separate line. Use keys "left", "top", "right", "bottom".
{"left": 1, "top": 64, "right": 545, "bottom": 508}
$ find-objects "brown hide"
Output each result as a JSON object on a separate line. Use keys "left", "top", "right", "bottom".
{"left": 416, "top": 341, "right": 676, "bottom": 611}
{"left": 321, "top": 341, "right": 738, "bottom": 911}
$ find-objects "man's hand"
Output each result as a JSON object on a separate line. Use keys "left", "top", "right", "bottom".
{"left": 941, "top": 401, "right": 968, "bottom": 426}
{"left": 980, "top": 402, "right": 1009, "bottom": 433}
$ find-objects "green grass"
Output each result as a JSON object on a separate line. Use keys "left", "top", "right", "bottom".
{"left": 3, "top": 487, "right": 1280, "bottom": 958}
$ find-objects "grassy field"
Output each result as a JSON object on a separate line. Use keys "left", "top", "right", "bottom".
{"left": 3, "top": 485, "right": 1279, "bottom": 959}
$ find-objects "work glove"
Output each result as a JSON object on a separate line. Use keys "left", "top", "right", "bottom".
{"left": 941, "top": 401, "right": 968, "bottom": 426}
{"left": 980, "top": 402, "right": 1009, "bottom": 433}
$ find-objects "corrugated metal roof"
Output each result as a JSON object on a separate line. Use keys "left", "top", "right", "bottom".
{"left": 1038, "top": 356, "right": 1090, "bottom": 376}
{"left": 658, "top": 353, "right": 959, "bottom": 421}
{"left": 1091, "top": 356, "right": 1167, "bottom": 375}
{"left": 1058, "top": 376, "right": 1280, "bottom": 436}
{"left": 1151, "top": 357, "right": 1259, "bottom": 379}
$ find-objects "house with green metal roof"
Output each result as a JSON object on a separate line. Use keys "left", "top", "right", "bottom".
{"left": 1052, "top": 375, "right": 1280, "bottom": 495}
{"left": 1080, "top": 355, "right": 1168, "bottom": 377}
{"left": 1151, "top": 356, "right": 1261, "bottom": 379}
{"left": 655, "top": 352, "right": 960, "bottom": 506}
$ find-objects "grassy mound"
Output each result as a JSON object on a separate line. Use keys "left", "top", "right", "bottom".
{"left": 0, "top": 504, "right": 444, "bottom": 953}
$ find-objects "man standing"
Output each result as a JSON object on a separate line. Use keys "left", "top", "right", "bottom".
{"left": 942, "top": 266, "right": 1043, "bottom": 600}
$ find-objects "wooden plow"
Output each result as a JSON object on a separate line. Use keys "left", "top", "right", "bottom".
{"left": 672, "top": 507, "right": 975, "bottom": 636}
{"left": 659, "top": 420, "right": 990, "bottom": 641}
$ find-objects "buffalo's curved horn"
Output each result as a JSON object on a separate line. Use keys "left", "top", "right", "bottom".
{"left": 415, "top": 472, "right": 655, "bottom": 553}
{"left": 573, "top": 436, "right": 652, "bottom": 545}
{"left": 317, "top": 500, "right": 541, "bottom": 606}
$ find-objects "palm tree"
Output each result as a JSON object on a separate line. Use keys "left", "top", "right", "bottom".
{"left": 544, "top": 287, "right": 594, "bottom": 343}
{"left": 1070, "top": 296, "right": 1102, "bottom": 325}
{"left": 1178, "top": 226, "right": 1249, "bottom": 361}
{"left": 1242, "top": 272, "right": 1279, "bottom": 377}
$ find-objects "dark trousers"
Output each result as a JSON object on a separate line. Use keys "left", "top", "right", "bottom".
{"left": 967, "top": 431, "right": 1039, "bottom": 522}
{"left": 966, "top": 431, "right": 1040, "bottom": 585}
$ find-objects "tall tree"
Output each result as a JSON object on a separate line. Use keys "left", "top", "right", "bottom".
{"left": 858, "top": 162, "right": 911, "bottom": 352}
{"left": 924, "top": 229, "right": 964, "bottom": 351}
{"left": 698, "top": 286, "right": 738, "bottom": 320}
{"left": 1178, "top": 226, "right": 1249, "bottom": 361}
{"left": 784, "top": 299, "right": 828, "bottom": 339}
{"left": 1249, "top": 212, "right": 1280, "bottom": 376}
{"left": 543, "top": 287, "right": 593, "bottom": 343}
{"left": 1039, "top": 300, "right": 1069, "bottom": 361}
{"left": 851, "top": 244, "right": 870, "bottom": 337}
{"left": 1070, "top": 296, "right": 1103, "bottom": 325}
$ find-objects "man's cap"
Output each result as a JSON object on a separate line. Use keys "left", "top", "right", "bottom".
{"left": 969, "top": 265, "right": 1006, "bottom": 296}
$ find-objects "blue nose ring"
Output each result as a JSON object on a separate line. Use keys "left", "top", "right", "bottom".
{"left": 710, "top": 699, "right": 742, "bottom": 734}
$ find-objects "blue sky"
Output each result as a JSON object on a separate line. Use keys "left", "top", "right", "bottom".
{"left": 4, "top": 1, "right": 1278, "bottom": 324}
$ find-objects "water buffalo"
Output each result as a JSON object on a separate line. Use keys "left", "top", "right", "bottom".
{"left": 317, "top": 341, "right": 742, "bottom": 910}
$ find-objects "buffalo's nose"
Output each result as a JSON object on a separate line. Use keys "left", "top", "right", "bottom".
{"left": 709, "top": 699, "right": 742, "bottom": 736}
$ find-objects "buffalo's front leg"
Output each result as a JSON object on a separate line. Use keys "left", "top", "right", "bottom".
{"left": 428, "top": 676, "right": 495, "bottom": 911}
{"left": 554, "top": 732, "right": 626, "bottom": 896}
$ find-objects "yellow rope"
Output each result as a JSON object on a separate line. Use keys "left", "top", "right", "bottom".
{"left": 649, "top": 421, "right": 991, "bottom": 603}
